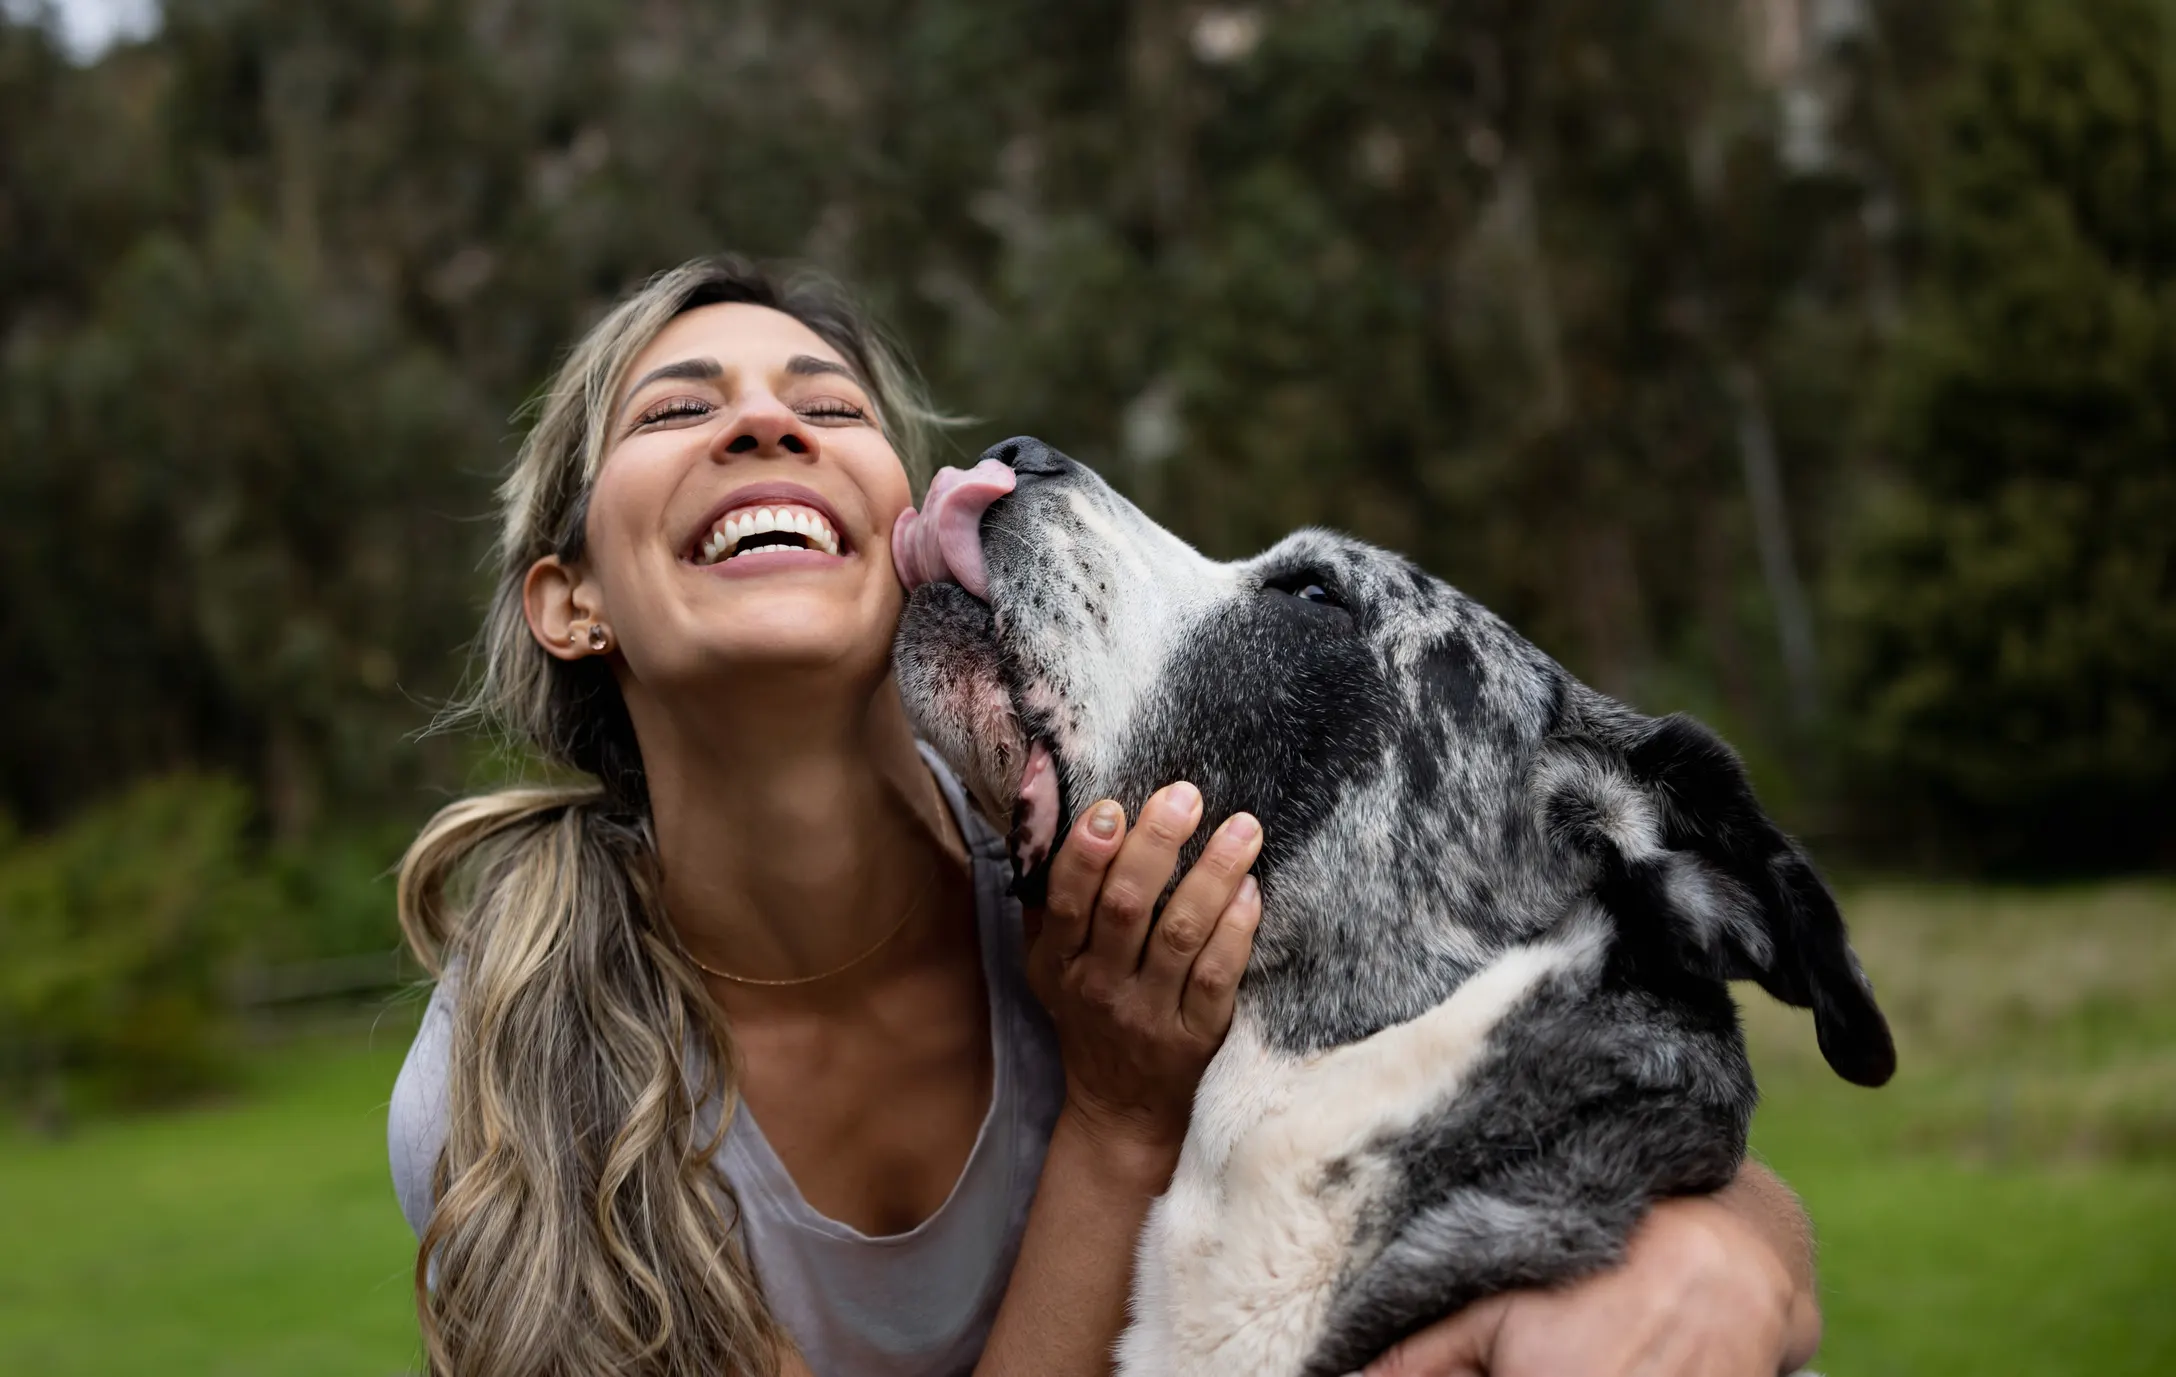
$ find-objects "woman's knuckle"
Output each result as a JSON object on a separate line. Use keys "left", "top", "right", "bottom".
{"left": 1157, "top": 910, "right": 1207, "bottom": 952}
{"left": 1099, "top": 885, "right": 1149, "bottom": 924}
{"left": 1194, "top": 840, "right": 1245, "bottom": 875}
{"left": 1122, "top": 1006, "right": 1161, "bottom": 1040}
{"left": 1139, "top": 813, "right": 1192, "bottom": 847}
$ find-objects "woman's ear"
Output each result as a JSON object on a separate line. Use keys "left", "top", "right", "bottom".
{"left": 523, "top": 555, "right": 609, "bottom": 661}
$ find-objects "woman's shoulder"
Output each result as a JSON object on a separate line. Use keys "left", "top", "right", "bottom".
{"left": 387, "top": 973, "right": 458, "bottom": 1240}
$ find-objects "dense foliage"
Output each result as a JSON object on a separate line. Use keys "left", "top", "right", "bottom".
{"left": 1836, "top": 0, "right": 2176, "bottom": 869}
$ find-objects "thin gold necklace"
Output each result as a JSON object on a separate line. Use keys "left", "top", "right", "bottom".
{"left": 681, "top": 875, "right": 934, "bottom": 988}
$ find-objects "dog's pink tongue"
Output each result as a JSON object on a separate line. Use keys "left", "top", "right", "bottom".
{"left": 892, "top": 458, "right": 1017, "bottom": 599}
{"left": 1013, "top": 739, "right": 1059, "bottom": 874}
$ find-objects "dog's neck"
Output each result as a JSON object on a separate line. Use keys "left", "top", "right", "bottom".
{"left": 1237, "top": 849, "right": 1594, "bottom": 1055}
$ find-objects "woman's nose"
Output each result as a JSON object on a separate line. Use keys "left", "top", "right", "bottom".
{"left": 713, "top": 394, "right": 815, "bottom": 460}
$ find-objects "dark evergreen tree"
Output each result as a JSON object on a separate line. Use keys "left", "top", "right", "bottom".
{"left": 1836, "top": 0, "right": 2176, "bottom": 870}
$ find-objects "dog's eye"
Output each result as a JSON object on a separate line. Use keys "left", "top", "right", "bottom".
{"left": 1262, "top": 572, "right": 1347, "bottom": 611}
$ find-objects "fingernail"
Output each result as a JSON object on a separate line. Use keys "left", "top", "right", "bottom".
{"left": 1238, "top": 875, "right": 1260, "bottom": 906}
{"left": 1165, "top": 781, "right": 1201, "bottom": 813}
{"left": 1087, "top": 801, "right": 1121, "bottom": 838}
{"left": 1222, "top": 812, "right": 1259, "bottom": 842}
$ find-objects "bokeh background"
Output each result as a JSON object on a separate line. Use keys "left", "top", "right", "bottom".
{"left": 1, "top": 0, "right": 2170, "bottom": 1372}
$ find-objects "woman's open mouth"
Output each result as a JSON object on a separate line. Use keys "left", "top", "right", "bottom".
{"left": 685, "top": 483, "right": 855, "bottom": 578}
{"left": 693, "top": 502, "right": 843, "bottom": 565}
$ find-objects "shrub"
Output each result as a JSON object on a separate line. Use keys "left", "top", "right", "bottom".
{"left": 0, "top": 775, "right": 270, "bottom": 1126}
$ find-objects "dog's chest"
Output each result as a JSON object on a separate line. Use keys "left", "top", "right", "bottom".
{"left": 1114, "top": 1023, "right": 1375, "bottom": 1377}
{"left": 1117, "top": 933, "right": 1598, "bottom": 1377}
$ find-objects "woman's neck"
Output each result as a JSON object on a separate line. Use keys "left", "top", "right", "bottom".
{"left": 633, "top": 673, "right": 965, "bottom": 986}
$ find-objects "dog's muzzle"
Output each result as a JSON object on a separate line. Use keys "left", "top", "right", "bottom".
{"left": 893, "top": 454, "right": 1063, "bottom": 876}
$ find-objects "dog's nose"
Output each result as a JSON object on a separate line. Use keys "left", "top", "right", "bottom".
{"left": 983, "top": 436, "right": 1075, "bottom": 480}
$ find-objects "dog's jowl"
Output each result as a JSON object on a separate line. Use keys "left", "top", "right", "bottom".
{"left": 894, "top": 437, "right": 1894, "bottom": 1377}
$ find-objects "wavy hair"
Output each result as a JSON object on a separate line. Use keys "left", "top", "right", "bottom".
{"left": 397, "top": 256, "right": 942, "bottom": 1376}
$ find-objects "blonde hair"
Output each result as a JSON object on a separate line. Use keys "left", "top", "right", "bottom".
{"left": 398, "top": 257, "right": 942, "bottom": 1376}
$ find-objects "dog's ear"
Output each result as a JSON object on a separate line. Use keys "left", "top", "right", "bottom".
{"left": 1539, "top": 711, "right": 1895, "bottom": 1087}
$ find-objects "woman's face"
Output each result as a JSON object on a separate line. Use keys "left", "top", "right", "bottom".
{"left": 530, "top": 302, "right": 915, "bottom": 698}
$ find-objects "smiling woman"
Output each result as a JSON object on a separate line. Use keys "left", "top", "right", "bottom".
{"left": 389, "top": 256, "right": 1269, "bottom": 1377}
{"left": 387, "top": 255, "right": 1825, "bottom": 1377}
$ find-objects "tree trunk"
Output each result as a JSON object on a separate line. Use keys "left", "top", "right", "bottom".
{"left": 1725, "top": 362, "right": 1821, "bottom": 724}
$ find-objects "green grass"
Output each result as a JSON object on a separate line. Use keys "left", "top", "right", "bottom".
{"left": 1, "top": 884, "right": 2170, "bottom": 1374}
{"left": 0, "top": 1015, "right": 425, "bottom": 1377}
{"left": 1746, "top": 881, "right": 2176, "bottom": 1375}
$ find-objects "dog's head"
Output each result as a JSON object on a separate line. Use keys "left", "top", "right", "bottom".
{"left": 896, "top": 438, "right": 1893, "bottom": 1086}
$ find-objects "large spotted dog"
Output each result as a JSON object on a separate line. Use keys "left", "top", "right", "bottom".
{"left": 892, "top": 438, "right": 1894, "bottom": 1377}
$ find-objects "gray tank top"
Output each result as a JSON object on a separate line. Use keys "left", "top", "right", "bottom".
{"left": 387, "top": 749, "right": 1067, "bottom": 1376}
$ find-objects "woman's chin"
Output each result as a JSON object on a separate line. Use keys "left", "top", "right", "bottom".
{"left": 686, "top": 604, "right": 897, "bottom": 678}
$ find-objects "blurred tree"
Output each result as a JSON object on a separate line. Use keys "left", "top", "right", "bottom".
{"left": 3, "top": 215, "right": 488, "bottom": 834}
{"left": 1835, "top": 0, "right": 2176, "bottom": 870}
{"left": 0, "top": 19, "right": 170, "bottom": 331}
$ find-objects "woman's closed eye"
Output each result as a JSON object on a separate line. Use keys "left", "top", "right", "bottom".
{"left": 632, "top": 396, "right": 716, "bottom": 430}
{"left": 629, "top": 395, "right": 869, "bottom": 432}
{"left": 796, "top": 397, "right": 869, "bottom": 425}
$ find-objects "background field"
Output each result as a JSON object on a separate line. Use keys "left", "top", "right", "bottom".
{"left": 1743, "top": 882, "right": 2176, "bottom": 1376}
{"left": 2, "top": 882, "right": 2169, "bottom": 1376}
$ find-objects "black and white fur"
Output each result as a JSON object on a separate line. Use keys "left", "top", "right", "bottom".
{"left": 895, "top": 438, "right": 1894, "bottom": 1377}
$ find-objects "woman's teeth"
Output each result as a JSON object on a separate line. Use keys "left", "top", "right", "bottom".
{"left": 696, "top": 504, "right": 842, "bottom": 565}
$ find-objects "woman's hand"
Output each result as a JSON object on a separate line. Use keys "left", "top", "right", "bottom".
{"left": 977, "top": 782, "right": 1260, "bottom": 1375}
{"left": 1024, "top": 782, "right": 1263, "bottom": 1166}
{"left": 974, "top": 783, "right": 1259, "bottom": 1376}
{"left": 1357, "top": 1168, "right": 1821, "bottom": 1377}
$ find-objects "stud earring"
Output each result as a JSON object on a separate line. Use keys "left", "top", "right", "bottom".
{"left": 587, "top": 623, "right": 611, "bottom": 652}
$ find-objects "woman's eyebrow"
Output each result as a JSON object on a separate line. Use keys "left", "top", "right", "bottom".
{"left": 618, "top": 357, "right": 722, "bottom": 415}
{"left": 785, "top": 354, "right": 863, "bottom": 384}
{"left": 624, "top": 354, "right": 855, "bottom": 398}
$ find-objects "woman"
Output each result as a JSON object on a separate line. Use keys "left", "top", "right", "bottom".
{"left": 390, "top": 256, "right": 1823, "bottom": 1377}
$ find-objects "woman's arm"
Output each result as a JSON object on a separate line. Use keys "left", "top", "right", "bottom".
{"left": 974, "top": 1108, "right": 1184, "bottom": 1372}
{"left": 1724, "top": 1158, "right": 1823, "bottom": 1365}
{"left": 1359, "top": 1158, "right": 1821, "bottom": 1377}
{"left": 976, "top": 783, "right": 1262, "bottom": 1376}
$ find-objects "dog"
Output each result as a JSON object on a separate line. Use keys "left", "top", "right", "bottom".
{"left": 892, "top": 437, "right": 1894, "bottom": 1377}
